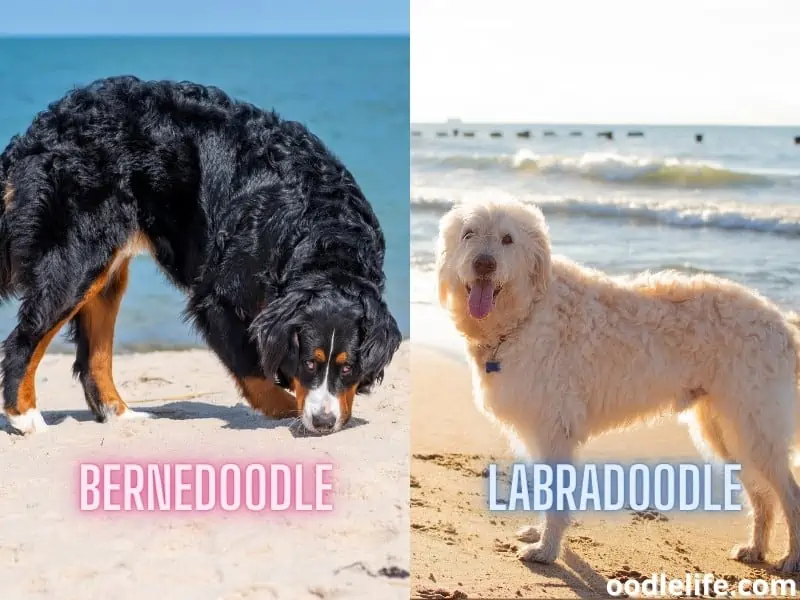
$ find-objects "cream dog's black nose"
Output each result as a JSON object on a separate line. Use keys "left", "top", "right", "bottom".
{"left": 473, "top": 254, "right": 496, "bottom": 277}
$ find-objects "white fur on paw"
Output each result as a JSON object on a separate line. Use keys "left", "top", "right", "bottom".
{"left": 515, "top": 525, "right": 542, "bottom": 543}
{"left": 777, "top": 553, "right": 800, "bottom": 573}
{"left": 6, "top": 409, "right": 49, "bottom": 434}
{"left": 117, "top": 408, "right": 153, "bottom": 421}
{"left": 731, "top": 543, "right": 765, "bottom": 564}
{"left": 517, "top": 541, "right": 558, "bottom": 564}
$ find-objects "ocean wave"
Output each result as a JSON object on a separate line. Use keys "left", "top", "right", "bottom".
{"left": 413, "top": 149, "right": 796, "bottom": 189}
{"left": 411, "top": 193, "right": 800, "bottom": 237}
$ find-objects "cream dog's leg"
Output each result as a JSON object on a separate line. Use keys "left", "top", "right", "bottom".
{"left": 515, "top": 430, "right": 575, "bottom": 564}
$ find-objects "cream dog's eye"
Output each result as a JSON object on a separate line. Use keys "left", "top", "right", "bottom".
{"left": 462, "top": 230, "right": 475, "bottom": 240}
{"left": 502, "top": 234, "right": 513, "bottom": 245}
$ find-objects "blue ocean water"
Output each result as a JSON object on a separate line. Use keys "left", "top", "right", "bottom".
{"left": 412, "top": 123, "right": 800, "bottom": 350}
{"left": 0, "top": 36, "right": 409, "bottom": 350}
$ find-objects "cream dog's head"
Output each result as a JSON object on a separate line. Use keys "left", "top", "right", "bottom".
{"left": 435, "top": 199, "right": 551, "bottom": 334}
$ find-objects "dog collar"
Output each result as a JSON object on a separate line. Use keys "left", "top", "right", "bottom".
{"left": 476, "top": 300, "right": 536, "bottom": 375}
{"left": 480, "top": 334, "right": 508, "bottom": 374}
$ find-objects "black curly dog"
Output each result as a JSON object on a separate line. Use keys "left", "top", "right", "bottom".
{"left": 0, "top": 76, "right": 401, "bottom": 435}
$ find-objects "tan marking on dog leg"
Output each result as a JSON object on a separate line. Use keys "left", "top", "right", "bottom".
{"left": 10, "top": 258, "right": 119, "bottom": 417}
{"left": 238, "top": 376, "right": 299, "bottom": 418}
{"left": 79, "top": 260, "right": 130, "bottom": 416}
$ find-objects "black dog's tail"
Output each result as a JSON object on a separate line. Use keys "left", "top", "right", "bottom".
{"left": 0, "top": 162, "right": 16, "bottom": 301}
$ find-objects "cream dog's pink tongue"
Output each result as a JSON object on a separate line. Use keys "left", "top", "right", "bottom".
{"left": 468, "top": 281, "right": 494, "bottom": 319}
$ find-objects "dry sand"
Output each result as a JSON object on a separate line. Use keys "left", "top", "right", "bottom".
{"left": 0, "top": 343, "right": 409, "bottom": 600}
{"left": 411, "top": 345, "right": 800, "bottom": 599}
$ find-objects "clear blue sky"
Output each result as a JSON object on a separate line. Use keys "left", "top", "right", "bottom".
{"left": 1, "top": 0, "right": 409, "bottom": 35}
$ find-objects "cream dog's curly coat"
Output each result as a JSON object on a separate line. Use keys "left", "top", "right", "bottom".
{"left": 435, "top": 198, "right": 800, "bottom": 572}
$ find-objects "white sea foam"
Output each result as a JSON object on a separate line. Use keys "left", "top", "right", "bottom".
{"left": 412, "top": 149, "right": 799, "bottom": 189}
{"left": 411, "top": 189, "right": 800, "bottom": 236}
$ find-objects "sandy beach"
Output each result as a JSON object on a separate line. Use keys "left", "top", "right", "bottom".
{"left": 0, "top": 343, "right": 409, "bottom": 600}
{"left": 411, "top": 345, "right": 800, "bottom": 599}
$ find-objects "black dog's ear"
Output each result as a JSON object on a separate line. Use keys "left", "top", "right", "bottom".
{"left": 358, "top": 294, "right": 402, "bottom": 394}
{"left": 273, "top": 330, "right": 301, "bottom": 388}
{"left": 249, "top": 290, "right": 308, "bottom": 381}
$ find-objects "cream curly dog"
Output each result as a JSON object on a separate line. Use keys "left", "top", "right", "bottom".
{"left": 435, "top": 198, "right": 800, "bottom": 572}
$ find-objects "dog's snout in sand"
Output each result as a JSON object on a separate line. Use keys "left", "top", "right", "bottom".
{"left": 311, "top": 411, "right": 336, "bottom": 431}
{"left": 300, "top": 384, "right": 345, "bottom": 434}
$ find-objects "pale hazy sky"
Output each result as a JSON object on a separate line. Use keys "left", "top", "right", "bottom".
{"left": 411, "top": 0, "right": 800, "bottom": 125}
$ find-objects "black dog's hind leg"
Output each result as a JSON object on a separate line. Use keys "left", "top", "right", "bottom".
{"left": 188, "top": 295, "right": 298, "bottom": 419}
{"left": 71, "top": 259, "right": 145, "bottom": 422}
{"left": 2, "top": 252, "right": 121, "bottom": 433}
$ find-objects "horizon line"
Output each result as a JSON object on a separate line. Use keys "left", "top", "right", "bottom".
{"left": 411, "top": 121, "right": 800, "bottom": 129}
{"left": 0, "top": 32, "right": 408, "bottom": 38}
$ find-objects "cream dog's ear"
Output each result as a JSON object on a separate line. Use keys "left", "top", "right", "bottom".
{"left": 529, "top": 241, "right": 552, "bottom": 300}
{"left": 436, "top": 271, "right": 450, "bottom": 308}
{"left": 435, "top": 205, "right": 466, "bottom": 308}
{"left": 523, "top": 204, "right": 552, "bottom": 300}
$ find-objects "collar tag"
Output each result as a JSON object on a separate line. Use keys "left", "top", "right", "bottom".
{"left": 485, "top": 361, "right": 501, "bottom": 373}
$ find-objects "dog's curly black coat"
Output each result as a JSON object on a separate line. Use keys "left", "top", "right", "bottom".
{"left": 0, "top": 76, "right": 401, "bottom": 428}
